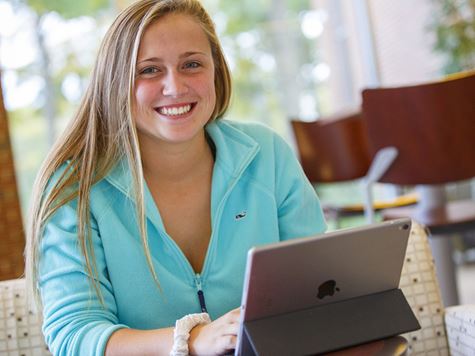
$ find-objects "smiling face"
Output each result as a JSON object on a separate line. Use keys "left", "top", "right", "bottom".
{"left": 133, "top": 13, "right": 216, "bottom": 147}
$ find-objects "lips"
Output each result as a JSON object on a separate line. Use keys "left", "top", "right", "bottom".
{"left": 155, "top": 103, "right": 196, "bottom": 117}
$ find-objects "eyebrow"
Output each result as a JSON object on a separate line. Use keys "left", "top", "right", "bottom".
{"left": 137, "top": 51, "right": 209, "bottom": 65}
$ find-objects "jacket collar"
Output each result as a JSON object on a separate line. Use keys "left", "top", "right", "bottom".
{"left": 206, "top": 120, "right": 259, "bottom": 178}
{"left": 104, "top": 120, "right": 260, "bottom": 201}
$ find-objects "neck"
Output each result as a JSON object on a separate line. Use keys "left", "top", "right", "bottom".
{"left": 139, "top": 129, "right": 214, "bottom": 184}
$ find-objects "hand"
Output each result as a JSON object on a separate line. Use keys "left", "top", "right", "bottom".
{"left": 188, "top": 307, "right": 241, "bottom": 355}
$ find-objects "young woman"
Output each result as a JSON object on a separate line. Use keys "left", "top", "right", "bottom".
{"left": 25, "top": 0, "right": 326, "bottom": 354}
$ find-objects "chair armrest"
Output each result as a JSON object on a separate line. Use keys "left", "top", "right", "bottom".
{"left": 362, "top": 146, "right": 398, "bottom": 224}
{"left": 445, "top": 304, "right": 475, "bottom": 354}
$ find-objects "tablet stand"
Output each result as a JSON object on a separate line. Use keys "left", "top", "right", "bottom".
{"left": 241, "top": 288, "right": 420, "bottom": 355}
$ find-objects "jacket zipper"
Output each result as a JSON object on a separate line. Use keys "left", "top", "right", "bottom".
{"left": 195, "top": 273, "right": 208, "bottom": 313}
{"left": 162, "top": 144, "right": 260, "bottom": 314}
{"left": 191, "top": 148, "right": 259, "bottom": 315}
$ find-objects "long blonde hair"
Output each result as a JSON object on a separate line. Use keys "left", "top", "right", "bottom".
{"left": 25, "top": 0, "right": 232, "bottom": 306}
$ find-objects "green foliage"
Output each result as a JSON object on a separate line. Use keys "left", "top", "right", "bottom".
{"left": 430, "top": 0, "right": 475, "bottom": 74}
{"left": 26, "top": 0, "right": 109, "bottom": 17}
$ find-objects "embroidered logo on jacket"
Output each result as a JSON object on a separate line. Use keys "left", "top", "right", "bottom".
{"left": 235, "top": 211, "right": 247, "bottom": 220}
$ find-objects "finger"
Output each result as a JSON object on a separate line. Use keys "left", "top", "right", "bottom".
{"left": 219, "top": 335, "right": 237, "bottom": 351}
{"left": 219, "top": 321, "right": 240, "bottom": 336}
{"left": 224, "top": 308, "right": 241, "bottom": 323}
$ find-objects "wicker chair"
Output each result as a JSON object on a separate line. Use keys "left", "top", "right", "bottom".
{"left": 0, "top": 278, "right": 51, "bottom": 355}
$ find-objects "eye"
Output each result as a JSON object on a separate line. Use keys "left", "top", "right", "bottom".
{"left": 138, "top": 66, "right": 160, "bottom": 76}
{"left": 183, "top": 61, "right": 201, "bottom": 70}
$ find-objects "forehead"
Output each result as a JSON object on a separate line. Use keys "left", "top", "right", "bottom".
{"left": 138, "top": 13, "right": 212, "bottom": 58}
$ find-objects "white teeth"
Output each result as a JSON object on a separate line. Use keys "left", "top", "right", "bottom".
{"left": 159, "top": 104, "right": 192, "bottom": 116}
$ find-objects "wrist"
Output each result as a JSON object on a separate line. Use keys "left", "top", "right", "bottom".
{"left": 188, "top": 323, "right": 205, "bottom": 356}
{"left": 170, "top": 313, "right": 211, "bottom": 356}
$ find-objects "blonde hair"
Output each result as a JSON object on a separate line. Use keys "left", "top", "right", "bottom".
{"left": 25, "top": 0, "right": 232, "bottom": 306}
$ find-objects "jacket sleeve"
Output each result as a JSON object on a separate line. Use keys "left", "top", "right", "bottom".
{"left": 39, "top": 198, "right": 128, "bottom": 356}
{"left": 273, "top": 134, "right": 327, "bottom": 240}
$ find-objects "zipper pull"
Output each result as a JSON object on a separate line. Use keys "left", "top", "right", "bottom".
{"left": 195, "top": 274, "right": 208, "bottom": 313}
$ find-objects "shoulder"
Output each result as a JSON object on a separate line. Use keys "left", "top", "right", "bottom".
{"left": 44, "top": 160, "right": 118, "bottom": 215}
{"left": 42, "top": 161, "right": 77, "bottom": 201}
{"left": 212, "top": 119, "right": 292, "bottom": 154}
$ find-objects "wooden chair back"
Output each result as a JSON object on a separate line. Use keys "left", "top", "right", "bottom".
{"left": 290, "top": 110, "right": 371, "bottom": 183}
{"left": 0, "top": 74, "right": 25, "bottom": 280}
{"left": 362, "top": 73, "right": 475, "bottom": 185}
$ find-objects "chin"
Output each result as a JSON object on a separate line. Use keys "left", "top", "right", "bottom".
{"left": 159, "top": 128, "right": 205, "bottom": 144}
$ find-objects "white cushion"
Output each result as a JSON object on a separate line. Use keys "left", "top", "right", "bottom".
{"left": 445, "top": 304, "right": 475, "bottom": 355}
{"left": 400, "top": 222, "right": 449, "bottom": 355}
{"left": 0, "top": 278, "right": 51, "bottom": 355}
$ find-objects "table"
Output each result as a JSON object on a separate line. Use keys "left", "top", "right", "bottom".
{"left": 325, "top": 336, "right": 408, "bottom": 356}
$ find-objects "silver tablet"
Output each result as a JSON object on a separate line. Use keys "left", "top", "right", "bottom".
{"left": 235, "top": 218, "right": 411, "bottom": 355}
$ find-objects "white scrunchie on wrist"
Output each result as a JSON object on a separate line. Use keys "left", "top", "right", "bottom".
{"left": 170, "top": 312, "right": 211, "bottom": 356}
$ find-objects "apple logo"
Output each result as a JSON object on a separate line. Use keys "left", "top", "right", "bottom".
{"left": 317, "top": 280, "right": 340, "bottom": 299}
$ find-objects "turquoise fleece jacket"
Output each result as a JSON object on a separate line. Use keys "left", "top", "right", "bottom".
{"left": 39, "top": 120, "right": 326, "bottom": 355}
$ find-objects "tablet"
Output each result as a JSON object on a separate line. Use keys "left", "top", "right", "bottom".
{"left": 235, "top": 218, "right": 412, "bottom": 355}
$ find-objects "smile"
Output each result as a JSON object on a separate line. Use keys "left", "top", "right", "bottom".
{"left": 156, "top": 103, "right": 194, "bottom": 116}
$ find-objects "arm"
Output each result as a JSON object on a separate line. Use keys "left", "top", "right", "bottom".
{"left": 105, "top": 308, "right": 240, "bottom": 356}
{"left": 39, "top": 201, "right": 127, "bottom": 355}
{"left": 273, "top": 134, "right": 327, "bottom": 239}
{"left": 105, "top": 327, "right": 173, "bottom": 356}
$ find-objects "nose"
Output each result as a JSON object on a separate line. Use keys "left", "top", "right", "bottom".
{"left": 162, "top": 70, "right": 188, "bottom": 97}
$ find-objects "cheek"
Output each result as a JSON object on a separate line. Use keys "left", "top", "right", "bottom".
{"left": 132, "top": 82, "right": 158, "bottom": 128}
{"left": 195, "top": 76, "right": 216, "bottom": 106}
{"left": 134, "top": 80, "right": 159, "bottom": 107}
